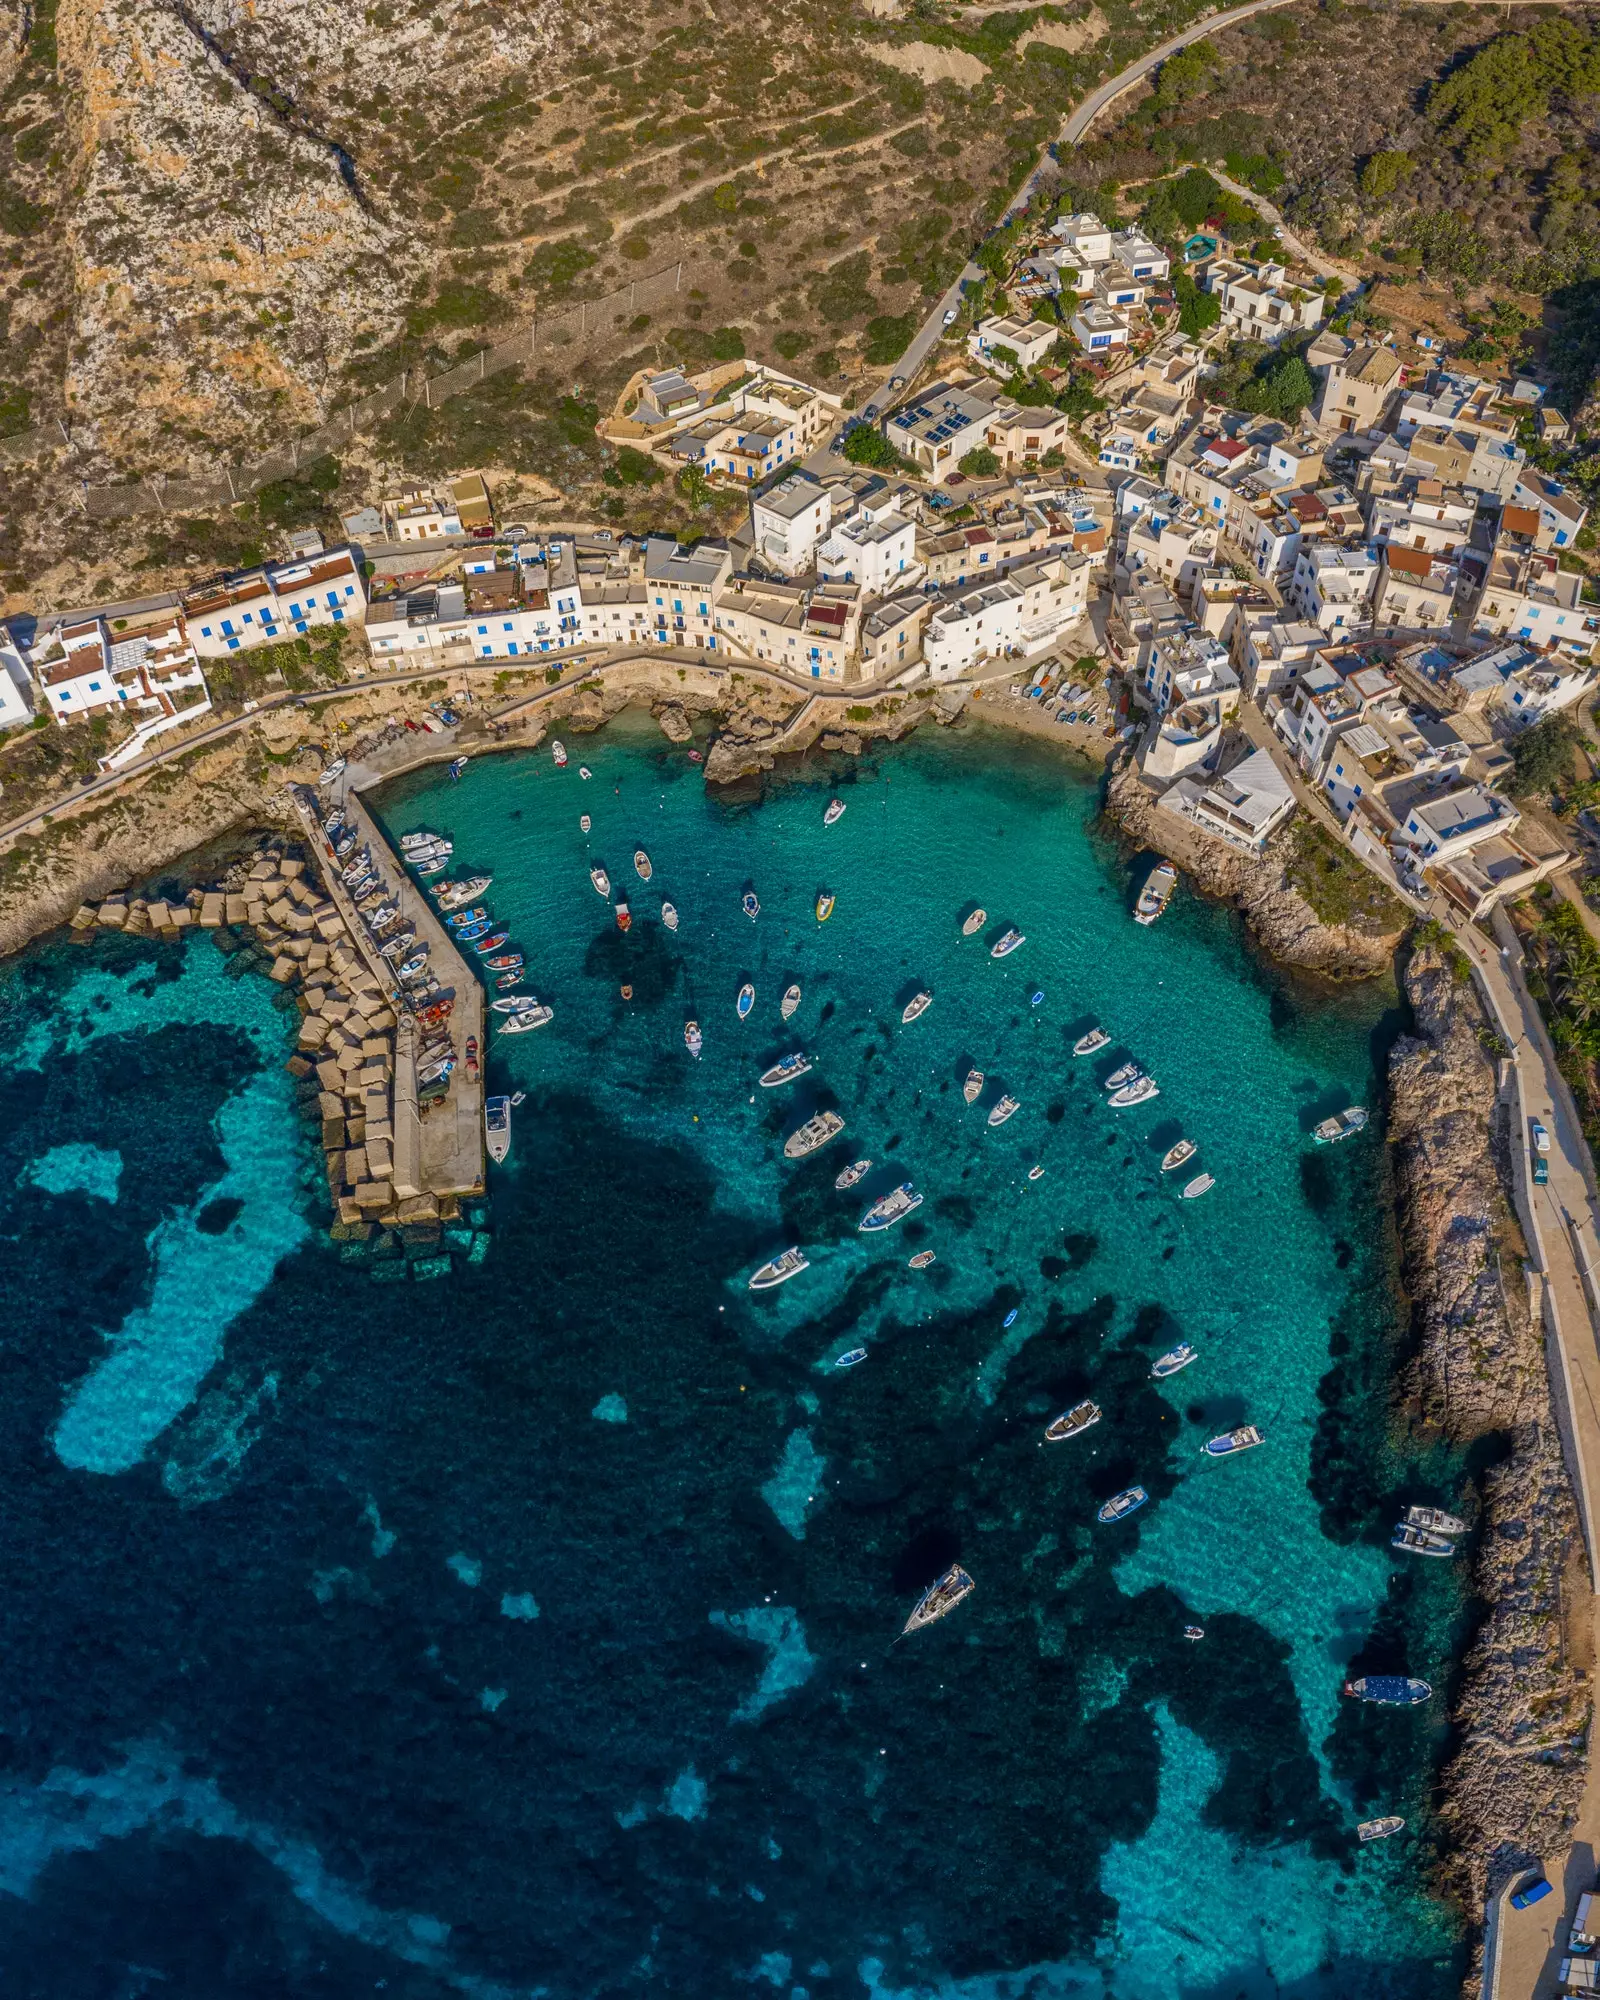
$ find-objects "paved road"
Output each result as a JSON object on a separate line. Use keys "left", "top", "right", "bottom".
{"left": 1058, "top": 0, "right": 1308, "bottom": 147}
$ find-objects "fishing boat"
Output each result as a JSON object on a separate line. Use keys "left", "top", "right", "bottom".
{"left": 1161, "top": 1139, "right": 1196, "bottom": 1173}
{"left": 990, "top": 928, "right": 1024, "bottom": 958}
{"left": 1181, "top": 1173, "right": 1215, "bottom": 1200}
{"left": 1343, "top": 1677, "right": 1431, "bottom": 1707}
{"left": 552, "top": 739, "right": 567, "bottom": 767}
{"left": 962, "top": 909, "right": 987, "bottom": 937}
{"left": 416, "top": 857, "right": 448, "bottom": 878}
{"left": 498, "top": 1004, "right": 553, "bottom": 1034}
{"left": 1404, "top": 1504, "right": 1467, "bottom": 1536}
{"left": 485, "top": 1096, "right": 511, "bottom": 1163}
{"left": 590, "top": 866, "right": 610, "bottom": 897}
{"left": 1030, "top": 991, "right": 1045, "bottom": 1008}
{"left": 835, "top": 1158, "right": 871, "bottom": 1190}
{"left": 448, "top": 756, "right": 468, "bottom": 781}
{"left": 1098, "top": 1487, "right": 1148, "bottom": 1524}
{"left": 1358, "top": 1817, "right": 1406, "bottom": 1843}
{"left": 1392, "top": 1522, "right": 1456, "bottom": 1558}
{"left": 436, "top": 875, "right": 491, "bottom": 909}
{"left": 464, "top": 1035, "right": 480, "bottom": 1082}
{"left": 815, "top": 892, "right": 835, "bottom": 923}
{"left": 860, "top": 1182, "right": 923, "bottom": 1231}
{"left": 824, "top": 798, "right": 846, "bottom": 826}
{"left": 401, "top": 830, "right": 447, "bottom": 852}
{"left": 483, "top": 953, "right": 522, "bottom": 972}
{"left": 1003, "top": 1308, "right": 1018, "bottom": 1328}
{"left": 446, "top": 906, "right": 488, "bottom": 930}
{"left": 1204, "top": 1425, "right": 1264, "bottom": 1457}
{"left": 749, "top": 1246, "right": 810, "bottom": 1292}
{"left": 491, "top": 995, "right": 544, "bottom": 1014}
{"left": 615, "top": 900, "right": 632, "bottom": 933}
{"left": 1110, "top": 1076, "right": 1160, "bottom": 1108}
{"left": 908, "top": 1250, "right": 936, "bottom": 1270}
{"left": 784, "top": 1109, "right": 845, "bottom": 1160}
{"left": 687, "top": 749, "right": 703, "bottom": 764}
{"left": 760, "top": 1052, "right": 813, "bottom": 1088}
{"left": 684, "top": 1019, "right": 703, "bottom": 1058}
{"left": 1151, "top": 1343, "right": 1196, "bottom": 1379}
{"left": 634, "top": 850, "right": 653, "bottom": 882}
{"left": 963, "top": 1069, "right": 985, "bottom": 1105}
{"left": 835, "top": 1347, "right": 868, "bottom": 1369}
{"left": 379, "top": 932, "right": 417, "bottom": 961}
{"left": 737, "top": 983, "right": 755, "bottom": 1019}
{"left": 1028, "top": 1165, "right": 1044, "bottom": 1181}
{"left": 580, "top": 814, "right": 590, "bottom": 833}
{"left": 781, "top": 984, "right": 802, "bottom": 1020}
{"left": 987, "top": 1094, "right": 1020, "bottom": 1127}
{"left": 495, "top": 971, "right": 523, "bottom": 991}
{"left": 662, "top": 901, "right": 680, "bottom": 932}
{"left": 1045, "top": 1401, "right": 1101, "bottom": 1442}
{"left": 1134, "top": 860, "right": 1178, "bottom": 926}
{"left": 902, "top": 991, "right": 933, "bottom": 1025}
{"left": 901, "top": 1565, "right": 974, "bottom": 1637}
{"left": 473, "top": 932, "right": 510, "bottom": 955}
{"left": 1184, "top": 1626, "right": 1205, "bottom": 1642}
{"left": 743, "top": 891, "right": 761, "bottom": 921}
{"left": 318, "top": 758, "right": 346, "bottom": 785}
{"left": 1313, "top": 1106, "right": 1369, "bottom": 1145}
{"left": 578, "top": 766, "right": 592, "bottom": 780}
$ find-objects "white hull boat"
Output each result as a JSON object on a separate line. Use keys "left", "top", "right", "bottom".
{"left": 902, "top": 991, "right": 933, "bottom": 1025}
{"left": 750, "top": 1246, "right": 809, "bottom": 1291}
{"left": 784, "top": 1109, "right": 844, "bottom": 1159}
{"left": 860, "top": 1182, "right": 922, "bottom": 1231}
{"left": 484, "top": 1094, "right": 511, "bottom": 1162}
{"left": 1073, "top": 1028, "right": 1109, "bottom": 1057}
{"left": 1161, "top": 1139, "right": 1196, "bottom": 1173}
{"left": 760, "top": 1053, "right": 813, "bottom": 1087}
{"left": 781, "top": 984, "right": 802, "bottom": 1019}
{"left": 987, "top": 1094, "right": 1020, "bottom": 1127}
{"left": 1045, "top": 1401, "right": 1101, "bottom": 1442}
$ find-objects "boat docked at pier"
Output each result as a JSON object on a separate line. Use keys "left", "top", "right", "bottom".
{"left": 1344, "top": 1676, "right": 1431, "bottom": 1706}
{"left": 684, "top": 1019, "right": 703, "bottom": 1058}
{"left": 1110, "top": 1076, "right": 1159, "bottom": 1108}
{"left": 1151, "top": 1343, "right": 1196, "bottom": 1379}
{"left": 1204, "top": 1425, "right": 1263, "bottom": 1457}
{"left": 1161, "top": 1139, "right": 1196, "bottom": 1173}
{"left": 749, "top": 1246, "right": 809, "bottom": 1292}
{"left": 784, "top": 1109, "right": 844, "bottom": 1160}
{"left": 1358, "top": 1817, "right": 1406, "bottom": 1843}
{"left": 860, "top": 1182, "right": 922, "bottom": 1231}
{"left": 1098, "top": 1486, "right": 1147, "bottom": 1524}
{"left": 902, "top": 991, "right": 933, "bottom": 1025}
{"left": 1134, "top": 860, "right": 1178, "bottom": 926}
{"left": 1313, "top": 1105, "right": 1369, "bottom": 1144}
{"left": 990, "top": 928, "right": 1024, "bottom": 958}
{"left": 472, "top": 931, "right": 510, "bottom": 955}
{"left": 1404, "top": 1504, "right": 1467, "bottom": 1536}
{"left": 962, "top": 908, "right": 987, "bottom": 937}
{"left": 436, "top": 875, "right": 491, "bottom": 909}
{"left": 590, "top": 866, "right": 610, "bottom": 897}
{"left": 901, "top": 1565, "right": 974, "bottom": 1637}
{"left": 446, "top": 906, "right": 488, "bottom": 930}
{"left": 987, "top": 1094, "right": 1020, "bottom": 1127}
{"left": 634, "top": 850, "right": 653, "bottom": 882}
{"left": 483, "top": 952, "right": 522, "bottom": 972}
{"left": 760, "top": 1052, "right": 813, "bottom": 1087}
{"left": 402, "top": 830, "right": 448, "bottom": 853}
{"left": 835, "top": 1158, "right": 872, "bottom": 1189}
{"left": 781, "top": 984, "right": 802, "bottom": 1019}
{"left": 1073, "top": 1027, "right": 1110, "bottom": 1057}
{"left": 824, "top": 798, "right": 846, "bottom": 826}
{"left": 485, "top": 1095, "right": 511, "bottom": 1163}
{"left": 1392, "top": 1523, "right": 1456, "bottom": 1558}
{"left": 492, "top": 994, "right": 546, "bottom": 1014}
{"left": 1045, "top": 1401, "right": 1101, "bottom": 1442}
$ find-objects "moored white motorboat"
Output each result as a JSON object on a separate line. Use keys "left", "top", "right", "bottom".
{"left": 963, "top": 1068, "right": 984, "bottom": 1105}
{"left": 824, "top": 798, "right": 846, "bottom": 826}
{"left": 737, "top": 983, "right": 755, "bottom": 1020}
{"left": 1313, "top": 1105, "right": 1369, "bottom": 1145}
{"left": 1044, "top": 1401, "right": 1101, "bottom": 1442}
{"left": 1134, "top": 860, "right": 1178, "bottom": 926}
{"left": 784, "top": 1109, "right": 844, "bottom": 1159}
{"left": 990, "top": 928, "right": 1024, "bottom": 958}
{"left": 662, "top": 901, "right": 679, "bottom": 931}
{"left": 1358, "top": 1817, "right": 1406, "bottom": 1843}
{"left": 962, "top": 908, "right": 987, "bottom": 936}
{"left": 484, "top": 1094, "right": 511, "bottom": 1162}
{"left": 815, "top": 892, "right": 835, "bottom": 923}
{"left": 497, "top": 1004, "right": 553, "bottom": 1034}
{"left": 684, "top": 1019, "right": 702, "bottom": 1058}
{"left": 781, "top": 983, "right": 802, "bottom": 1019}
{"left": 590, "top": 866, "right": 610, "bottom": 897}
{"left": 1204, "top": 1425, "right": 1263, "bottom": 1457}
{"left": 580, "top": 814, "right": 590, "bottom": 833}
{"left": 902, "top": 991, "right": 933, "bottom": 1025}
{"left": 987, "top": 1094, "right": 1020, "bottom": 1127}
{"left": 749, "top": 1246, "right": 809, "bottom": 1291}
{"left": 1181, "top": 1173, "right": 1215, "bottom": 1199}
{"left": 634, "top": 849, "right": 653, "bottom": 881}
{"left": 1404, "top": 1504, "right": 1467, "bottom": 1536}
{"left": 1073, "top": 1027, "right": 1110, "bottom": 1057}
{"left": 1391, "top": 1524, "right": 1456, "bottom": 1558}
{"left": 1098, "top": 1486, "right": 1147, "bottom": 1524}
{"left": 834, "top": 1158, "right": 872, "bottom": 1190}
{"left": 760, "top": 1052, "right": 813, "bottom": 1087}
{"left": 1104, "top": 1062, "right": 1140, "bottom": 1090}
{"left": 552, "top": 739, "right": 568, "bottom": 767}
{"left": 743, "top": 891, "right": 760, "bottom": 920}
{"left": 835, "top": 1347, "right": 868, "bottom": 1369}
{"left": 859, "top": 1182, "right": 922, "bottom": 1231}
{"left": 1161, "top": 1139, "right": 1196, "bottom": 1173}
{"left": 1109, "top": 1076, "right": 1159, "bottom": 1108}
{"left": 1151, "top": 1343, "right": 1196, "bottom": 1378}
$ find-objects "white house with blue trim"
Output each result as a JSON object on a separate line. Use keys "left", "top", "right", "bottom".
{"left": 184, "top": 547, "right": 367, "bottom": 658}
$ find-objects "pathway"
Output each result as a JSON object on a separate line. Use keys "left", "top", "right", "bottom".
{"left": 1208, "top": 167, "right": 1363, "bottom": 286}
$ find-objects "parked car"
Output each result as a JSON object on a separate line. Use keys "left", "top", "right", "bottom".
{"left": 942, "top": 307, "right": 959, "bottom": 327}
{"left": 945, "top": 472, "right": 966, "bottom": 488}
{"left": 1511, "top": 1876, "right": 1553, "bottom": 1911}
{"left": 888, "top": 374, "right": 906, "bottom": 390}
{"left": 1532, "top": 1119, "right": 1551, "bottom": 1154}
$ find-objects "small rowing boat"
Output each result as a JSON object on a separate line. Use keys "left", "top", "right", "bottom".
{"left": 824, "top": 798, "right": 846, "bottom": 826}
{"left": 987, "top": 1094, "right": 1020, "bottom": 1128}
{"left": 472, "top": 931, "right": 510, "bottom": 955}
{"left": 963, "top": 1068, "right": 984, "bottom": 1105}
{"left": 781, "top": 983, "right": 802, "bottom": 1020}
{"left": 962, "top": 908, "right": 987, "bottom": 936}
{"left": 578, "top": 765, "right": 592, "bottom": 780}
{"left": 835, "top": 1158, "right": 871, "bottom": 1189}
{"left": 684, "top": 1019, "right": 702, "bottom": 1058}
{"left": 580, "top": 814, "right": 590, "bottom": 833}
{"left": 662, "top": 901, "right": 679, "bottom": 932}
{"left": 737, "top": 983, "right": 755, "bottom": 1019}
{"left": 908, "top": 1249, "right": 936, "bottom": 1270}
{"left": 815, "top": 891, "right": 835, "bottom": 923}
{"left": 634, "top": 849, "right": 653, "bottom": 882}
{"left": 484, "top": 953, "right": 522, "bottom": 972}
{"left": 902, "top": 990, "right": 932, "bottom": 1025}
{"left": 1045, "top": 1401, "right": 1100, "bottom": 1442}
{"left": 749, "top": 1246, "right": 809, "bottom": 1292}
{"left": 590, "top": 865, "right": 610, "bottom": 897}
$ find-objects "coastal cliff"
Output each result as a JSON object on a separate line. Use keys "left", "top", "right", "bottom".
{"left": 1103, "top": 759, "right": 1402, "bottom": 980}
{"left": 1387, "top": 941, "right": 1589, "bottom": 1916}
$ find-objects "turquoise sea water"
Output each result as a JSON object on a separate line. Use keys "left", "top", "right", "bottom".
{"left": 0, "top": 712, "right": 1466, "bottom": 1997}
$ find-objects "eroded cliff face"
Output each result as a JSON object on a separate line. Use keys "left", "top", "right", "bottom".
{"left": 1388, "top": 944, "right": 1588, "bottom": 1916}
{"left": 56, "top": 0, "right": 420, "bottom": 470}
{"left": 1104, "top": 759, "right": 1399, "bottom": 980}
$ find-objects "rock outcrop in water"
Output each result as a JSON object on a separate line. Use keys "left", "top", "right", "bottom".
{"left": 1388, "top": 941, "right": 1588, "bottom": 1920}
{"left": 1103, "top": 759, "right": 1401, "bottom": 980}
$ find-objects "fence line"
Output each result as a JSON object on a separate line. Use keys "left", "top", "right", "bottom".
{"left": 1, "top": 262, "right": 687, "bottom": 518}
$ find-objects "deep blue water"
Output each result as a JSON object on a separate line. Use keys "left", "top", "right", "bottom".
{"left": 0, "top": 714, "right": 1468, "bottom": 1997}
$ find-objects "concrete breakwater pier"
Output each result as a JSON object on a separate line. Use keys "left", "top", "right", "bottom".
{"left": 67, "top": 781, "right": 488, "bottom": 1279}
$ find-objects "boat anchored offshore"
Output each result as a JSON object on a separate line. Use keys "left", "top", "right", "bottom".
{"left": 824, "top": 798, "right": 846, "bottom": 826}
{"left": 1181, "top": 1173, "right": 1216, "bottom": 1200}
{"left": 1344, "top": 1676, "right": 1431, "bottom": 1707}
{"left": 990, "top": 928, "right": 1024, "bottom": 958}
{"left": 760, "top": 1052, "right": 813, "bottom": 1088}
{"left": 1392, "top": 1524, "right": 1457, "bottom": 1559}
{"left": 1098, "top": 1486, "right": 1148, "bottom": 1524}
{"left": 987, "top": 1094, "right": 1020, "bottom": 1127}
{"left": 1162, "top": 1139, "right": 1197, "bottom": 1173}
{"left": 908, "top": 1250, "right": 937, "bottom": 1270}
{"left": 1045, "top": 1401, "right": 1101, "bottom": 1442}
{"left": 784, "top": 1109, "right": 845, "bottom": 1160}
{"left": 684, "top": 1019, "right": 703, "bottom": 1058}
{"left": 578, "top": 765, "right": 592, "bottom": 780}
{"left": 737, "top": 983, "right": 755, "bottom": 1020}
{"left": 580, "top": 814, "right": 590, "bottom": 833}
{"left": 749, "top": 1246, "right": 809, "bottom": 1292}
{"left": 902, "top": 991, "right": 933, "bottom": 1025}
{"left": 860, "top": 1182, "right": 923, "bottom": 1231}
{"left": 1405, "top": 1504, "right": 1467, "bottom": 1536}
{"left": 835, "top": 1347, "right": 868, "bottom": 1369}
{"left": 1110, "top": 1076, "right": 1160, "bottom": 1108}
{"left": 1104, "top": 1062, "right": 1141, "bottom": 1090}
{"left": 781, "top": 983, "right": 802, "bottom": 1019}
{"left": 1134, "top": 860, "right": 1178, "bottom": 926}
{"left": 743, "top": 891, "right": 761, "bottom": 921}
{"left": 1205, "top": 1425, "right": 1263, "bottom": 1457}
{"left": 590, "top": 866, "right": 610, "bottom": 897}
{"left": 552, "top": 740, "right": 568, "bottom": 768}
{"left": 1151, "top": 1343, "right": 1197, "bottom": 1379}
{"left": 484, "top": 1094, "right": 511, "bottom": 1163}
{"left": 962, "top": 908, "right": 987, "bottom": 937}
{"left": 1314, "top": 1105, "right": 1369, "bottom": 1145}
{"left": 835, "top": 1158, "right": 872, "bottom": 1190}
{"left": 816, "top": 891, "right": 835, "bottom": 923}
{"left": 614, "top": 900, "right": 631, "bottom": 933}
{"left": 662, "top": 901, "right": 679, "bottom": 932}
{"left": 1358, "top": 1817, "right": 1406, "bottom": 1843}
{"left": 963, "top": 1069, "right": 985, "bottom": 1105}
{"left": 902, "top": 1565, "right": 974, "bottom": 1637}
{"left": 634, "top": 849, "right": 653, "bottom": 881}
{"left": 1184, "top": 1626, "right": 1206, "bottom": 1642}
{"left": 1073, "top": 1027, "right": 1110, "bottom": 1057}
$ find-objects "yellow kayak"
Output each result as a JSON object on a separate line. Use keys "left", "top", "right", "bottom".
{"left": 816, "top": 891, "right": 835, "bottom": 922}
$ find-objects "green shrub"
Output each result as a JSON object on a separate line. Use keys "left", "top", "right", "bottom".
{"left": 523, "top": 238, "right": 597, "bottom": 293}
{"left": 841, "top": 425, "right": 902, "bottom": 470}
{"left": 773, "top": 329, "right": 809, "bottom": 360}
{"left": 863, "top": 313, "right": 915, "bottom": 366}
{"left": 959, "top": 446, "right": 1001, "bottom": 478}
{"left": 612, "top": 445, "right": 662, "bottom": 487}
{"left": 709, "top": 326, "right": 745, "bottom": 361}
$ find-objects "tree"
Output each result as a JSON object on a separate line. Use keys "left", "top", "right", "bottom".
{"left": 1238, "top": 349, "right": 1316, "bottom": 420}
{"left": 1509, "top": 712, "right": 1582, "bottom": 797}
{"left": 1172, "top": 268, "right": 1221, "bottom": 340}
{"left": 676, "top": 463, "right": 712, "bottom": 510}
{"left": 1359, "top": 151, "right": 1414, "bottom": 205}
{"left": 959, "top": 446, "right": 1001, "bottom": 478}
{"left": 611, "top": 445, "right": 662, "bottom": 488}
{"left": 841, "top": 424, "right": 901, "bottom": 470}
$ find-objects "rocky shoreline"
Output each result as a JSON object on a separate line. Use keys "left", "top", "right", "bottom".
{"left": 1387, "top": 941, "right": 1589, "bottom": 1938}
{"left": 1101, "top": 757, "right": 1402, "bottom": 981}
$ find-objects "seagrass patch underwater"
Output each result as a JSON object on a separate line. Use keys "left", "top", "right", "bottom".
{"left": 0, "top": 714, "right": 1466, "bottom": 1998}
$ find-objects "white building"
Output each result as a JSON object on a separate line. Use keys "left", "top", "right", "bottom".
{"left": 1160, "top": 746, "right": 1296, "bottom": 854}
{"left": 921, "top": 553, "right": 1092, "bottom": 680}
{"left": 1110, "top": 231, "right": 1170, "bottom": 282}
{"left": 1395, "top": 785, "right": 1521, "bottom": 867}
{"left": 1201, "top": 260, "right": 1324, "bottom": 343}
{"left": 751, "top": 473, "right": 832, "bottom": 576}
{"left": 1142, "top": 628, "right": 1238, "bottom": 718}
{"left": 885, "top": 382, "right": 1000, "bottom": 477}
{"left": 185, "top": 547, "right": 367, "bottom": 656}
{"left": 1051, "top": 212, "right": 1114, "bottom": 268}
{"left": 1286, "top": 543, "right": 1379, "bottom": 634}
{"left": 816, "top": 491, "right": 918, "bottom": 597}
{"left": 31, "top": 613, "right": 208, "bottom": 724}
{"left": 1069, "top": 303, "right": 1130, "bottom": 356}
{"left": 0, "top": 639, "right": 32, "bottom": 729}
{"left": 968, "top": 315, "right": 1058, "bottom": 373}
